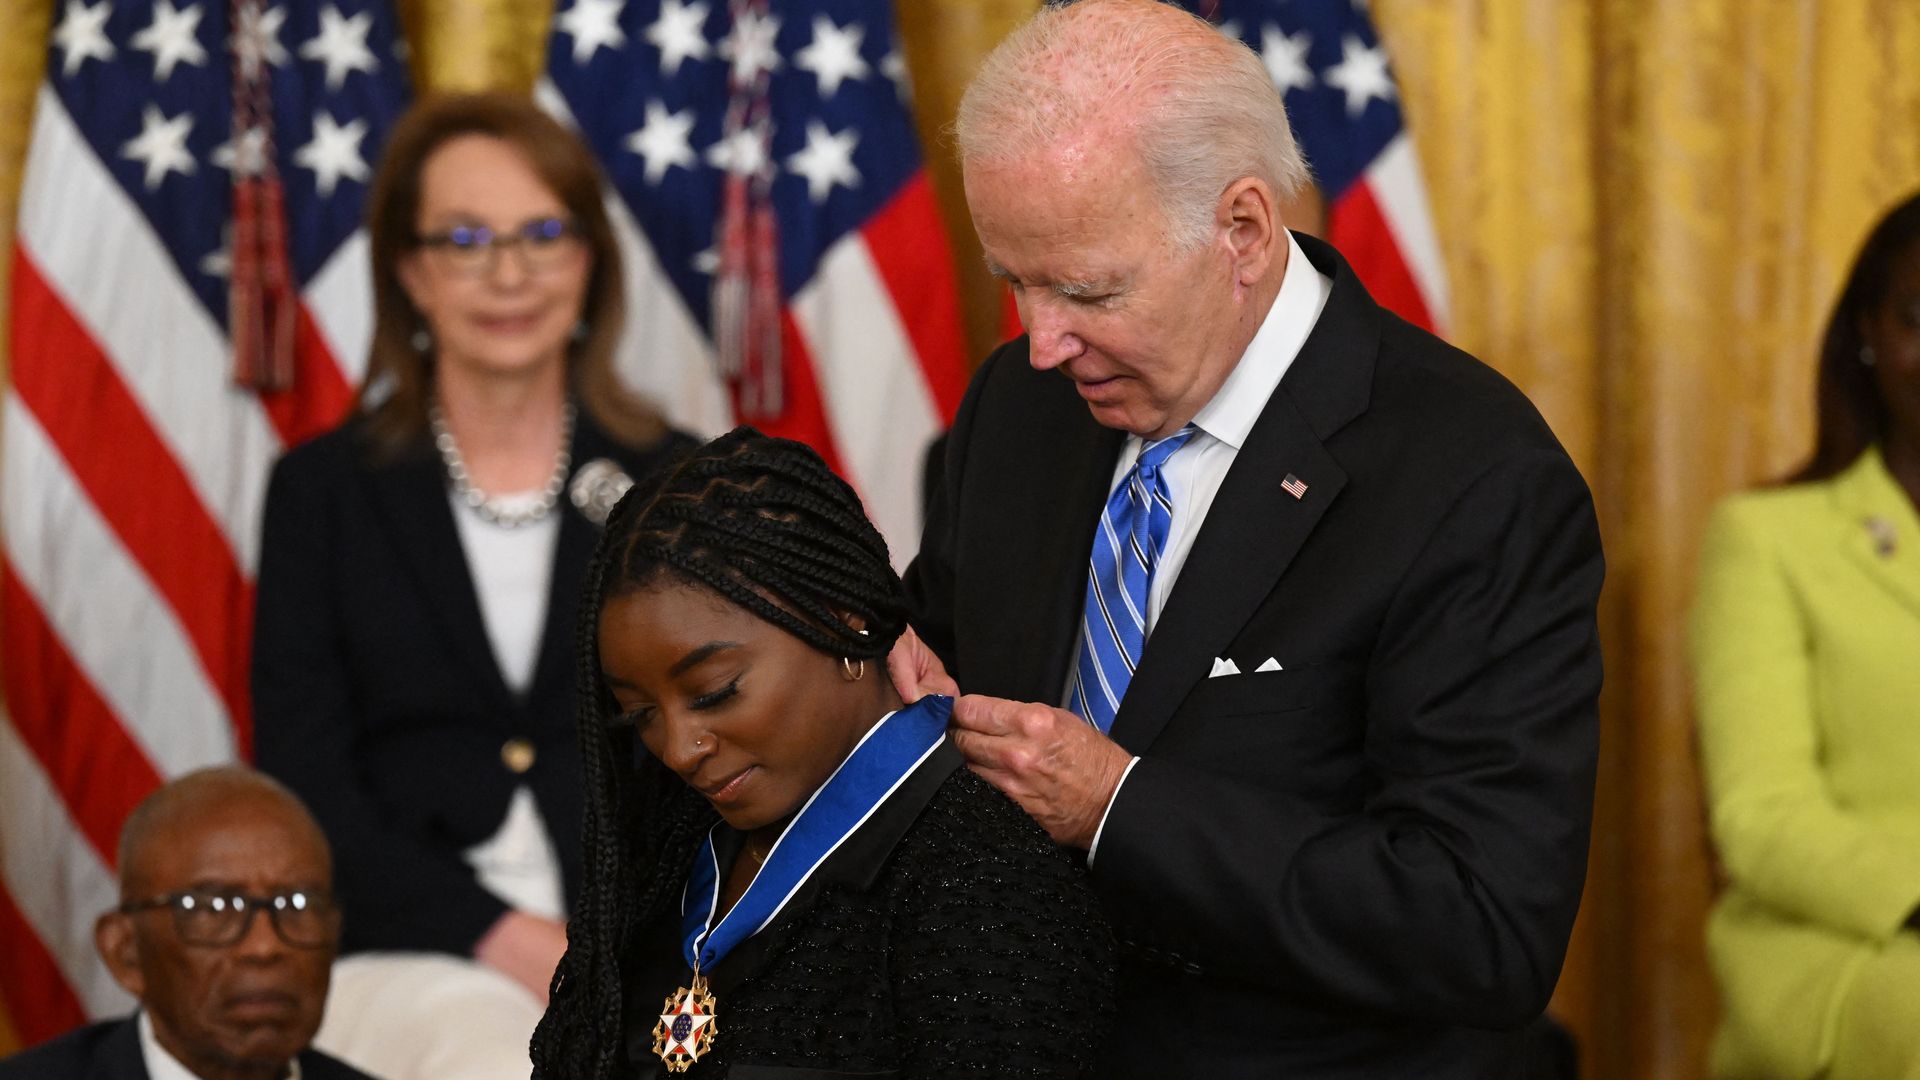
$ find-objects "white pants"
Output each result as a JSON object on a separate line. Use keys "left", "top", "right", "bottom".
{"left": 313, "top": 953, "right": 544, "bottom": 1080}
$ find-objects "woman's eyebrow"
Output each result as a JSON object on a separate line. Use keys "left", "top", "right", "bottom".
{"left": 670, "top": 641, "right": 741, "bottom": 678}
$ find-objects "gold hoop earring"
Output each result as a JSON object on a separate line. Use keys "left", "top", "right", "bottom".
{"left": 841, "top": 657, "right": 865, "bottom": 681}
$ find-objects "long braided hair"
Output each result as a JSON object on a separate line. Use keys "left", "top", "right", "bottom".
{"left": 531, "top": 427, "right": 910, "bottom": 1079}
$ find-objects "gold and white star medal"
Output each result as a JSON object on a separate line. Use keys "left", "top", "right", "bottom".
{"left": 653, "top": 968, "right": 718, "bottom": 1072}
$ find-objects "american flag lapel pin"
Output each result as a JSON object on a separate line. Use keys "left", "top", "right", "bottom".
{"left": 1281, "top": 473, "right": 1309, "bottom": 500}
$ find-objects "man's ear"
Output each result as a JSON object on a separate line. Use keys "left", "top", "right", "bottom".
{"left": 1218, "top": 176, "right": 1281, "bottom": 290}
{"left": 95, "top": 911, "right": 146, "bottom": 1001}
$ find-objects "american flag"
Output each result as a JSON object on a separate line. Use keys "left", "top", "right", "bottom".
{"left": 0, "top": 0, "right": 407, "bottom": 1043}
{"left": 1188, "top": 0, "right": 1449, "bottom": 333}
{"left": 542, "top": 0, "right": 970, "bottom": 563}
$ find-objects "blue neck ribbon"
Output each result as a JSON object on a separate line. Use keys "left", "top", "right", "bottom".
{"left": 679, "top": 694, "right": 953, "bottom": 972}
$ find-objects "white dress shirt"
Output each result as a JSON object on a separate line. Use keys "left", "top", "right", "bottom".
{"left": 141, "top": 1010, "right": 303, "bottom": 1080}
{"left": 1086, "top": 232, "right": 1333, "bottom": 861}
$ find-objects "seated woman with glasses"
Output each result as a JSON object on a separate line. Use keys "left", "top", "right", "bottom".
{"left": 250, "top": 92, "right": 694, "bottom": 1079}
{"left": 531, "top": 428, "right": 1113, "bottom": 1079}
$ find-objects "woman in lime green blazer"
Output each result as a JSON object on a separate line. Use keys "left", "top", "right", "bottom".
{"left": 1692, "top": 192, "right": 1920, "bottom": 1080}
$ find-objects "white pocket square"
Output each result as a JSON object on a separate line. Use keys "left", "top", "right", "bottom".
{"left": 1255, "top": 657, "right": 1283, "bottom": 673}
{"left": 1209, "top": 657, "right": 1241, "bottom": 678}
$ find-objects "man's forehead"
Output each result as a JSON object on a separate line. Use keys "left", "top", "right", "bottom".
{"left": 126, "top": 793, "right": 329, "bottom": 891}
{"left": 973, "top": 116, "right": 1140, "bottom": 181}
{"left": 971, "top": 158, "right": 1162, "bottom": 274}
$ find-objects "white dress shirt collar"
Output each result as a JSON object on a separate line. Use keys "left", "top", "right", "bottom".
{"left": 1187, "top": 230, "right": 1326, "bottom": 450}
{"left": 140, "top": 1010, "right": 302, "bottom": 1080}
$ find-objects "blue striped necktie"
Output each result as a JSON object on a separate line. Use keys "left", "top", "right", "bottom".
{"left": 1069, "top": 425, "right": 1198, "bottom": 733}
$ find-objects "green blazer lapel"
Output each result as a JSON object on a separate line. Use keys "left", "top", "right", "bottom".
{"left": 1833, "top": 448, "right": 1920, "bottom": 620}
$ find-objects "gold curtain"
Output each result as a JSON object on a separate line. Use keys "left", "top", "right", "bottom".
{"left": 5, "top": 3, "right": 1920, "bottom": 1077}
{"left": 1375, "top": 2, "right": 1920, "bottom": 1078}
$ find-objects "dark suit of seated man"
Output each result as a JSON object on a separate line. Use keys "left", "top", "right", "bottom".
{"left": 0, "top": 767, "right": 376, "bottom": 1080}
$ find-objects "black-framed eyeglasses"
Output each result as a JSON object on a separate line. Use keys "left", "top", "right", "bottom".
{"left": 415, "top": 216, "right": 584, "bottom": 278}
{"left": 118, "top": 889, "right": 339, "bottom": 949}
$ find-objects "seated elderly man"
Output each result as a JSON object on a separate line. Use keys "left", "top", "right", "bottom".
{"left": 0, "top": 766, "right": 375, "bottom": 1080}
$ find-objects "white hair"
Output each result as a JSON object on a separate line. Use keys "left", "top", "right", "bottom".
{"left": 955, "top": 0, "right": 1311, "bottom": 251}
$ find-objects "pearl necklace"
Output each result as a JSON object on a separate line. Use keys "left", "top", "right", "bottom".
{"left": 429, "top": 400, "right": 575, "bottom": 529}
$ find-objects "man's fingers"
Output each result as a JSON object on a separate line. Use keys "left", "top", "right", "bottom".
{"left": 952, "top": 693, "right": 1038, "bottom": 736}
{"left": 884, "top": 637, "right": 925, "bottom": 703}
{"left": 886, "top": 626, "right": 960, "bottom": 703}
{"left": 949, "top": 725, "right": 1004, "bottom": 769}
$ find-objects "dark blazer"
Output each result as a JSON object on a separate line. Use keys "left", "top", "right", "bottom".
{"left": 615, "top": 743, "right": 1113, "bottom": 1079}
{"left": 253, "top": 410, "right": 693, "bottom": 954}
{"left": 903, "top": 234, "right": 1604, "bottom": 1079}
{"left": 0, "top": 1017, "right": 376, "bottom": 1079}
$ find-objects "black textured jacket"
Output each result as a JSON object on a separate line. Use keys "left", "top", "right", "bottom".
{"left": 621, "top": 741, "right": 1115, "bottom": 1079}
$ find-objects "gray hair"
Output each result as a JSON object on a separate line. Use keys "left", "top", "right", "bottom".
{"left": 955, "top": 0, "right": 1311, "bottom": 251}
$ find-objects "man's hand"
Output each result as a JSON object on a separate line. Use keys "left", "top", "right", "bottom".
{"left": 949, "top": 694, "right": 1131, "bottom": 849}
{"left": 886, "top": 624, "right": 958, "bottom": 703}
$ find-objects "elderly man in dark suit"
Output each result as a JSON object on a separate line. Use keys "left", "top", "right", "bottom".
{"left": 893, "top": 1, "right": 1604, "bottom": 1076}
{"left": 0, "top": 767, "right": 374, "bottom": 1080}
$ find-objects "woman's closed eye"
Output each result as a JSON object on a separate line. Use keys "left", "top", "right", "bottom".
{"left": 689, "top": 679, "right": 740, "bottom": 710}
{"left": 612, "top": 678, "right": 739, "bottom": 727}
{"left": 611, "top": 701, "right": 656, "bottom": 729}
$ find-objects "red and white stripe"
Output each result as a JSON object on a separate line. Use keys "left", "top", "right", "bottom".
{"left": 1327, "top": 132, "right": 1450, "bottom": 334}
{"left": 540, "top": 81, "right": 968, "bottom": 569}
{"left": 0, "top": 86, "right": 361, "bottom": 1044}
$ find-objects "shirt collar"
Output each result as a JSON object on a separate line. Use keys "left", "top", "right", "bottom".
{"left": 140, "top": 1010, "right": 302, "bottom": 1080}
{"left": 1187, "top": 230, "right": 1333, "bottom": 451}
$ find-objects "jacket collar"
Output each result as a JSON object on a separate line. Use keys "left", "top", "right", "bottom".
{"left": 1830, "top": 445, "right": 1920, "bottom": 620}
{"left": 92, "top": 1017, "right": 151, "bottom": 1080}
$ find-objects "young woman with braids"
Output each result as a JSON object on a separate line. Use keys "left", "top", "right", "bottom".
{"left": 531, "top": 428, "right": 1112, "bottom": 1079}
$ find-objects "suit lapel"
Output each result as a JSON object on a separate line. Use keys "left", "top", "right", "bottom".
{"left": 1832, "top": 449, "right": 1920, "bottom": 621}
{"left": 998, "top": 408, "right": 1125, "bottom": 703}
{"left": 363, "top": 441, "right": 516, "bottom": 709}
{"left": 97, "top": 1018, "right": 152, "bottom": 1080}
{"left": 1109, "top": 234, "right": 1378, "bottom": 752}
{"left": 1108, "top": 398, "right": 1346, "bottom": 751}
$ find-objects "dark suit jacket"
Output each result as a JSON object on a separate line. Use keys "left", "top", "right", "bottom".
{"left": 0, "top": 1017, "right": 376, "bottom": 1079}
{"left": 903, "top": 234, "right": 1604, "bottom": 1078}
{"left": 252, "top": 410, "right": 693, "bottom": 954}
